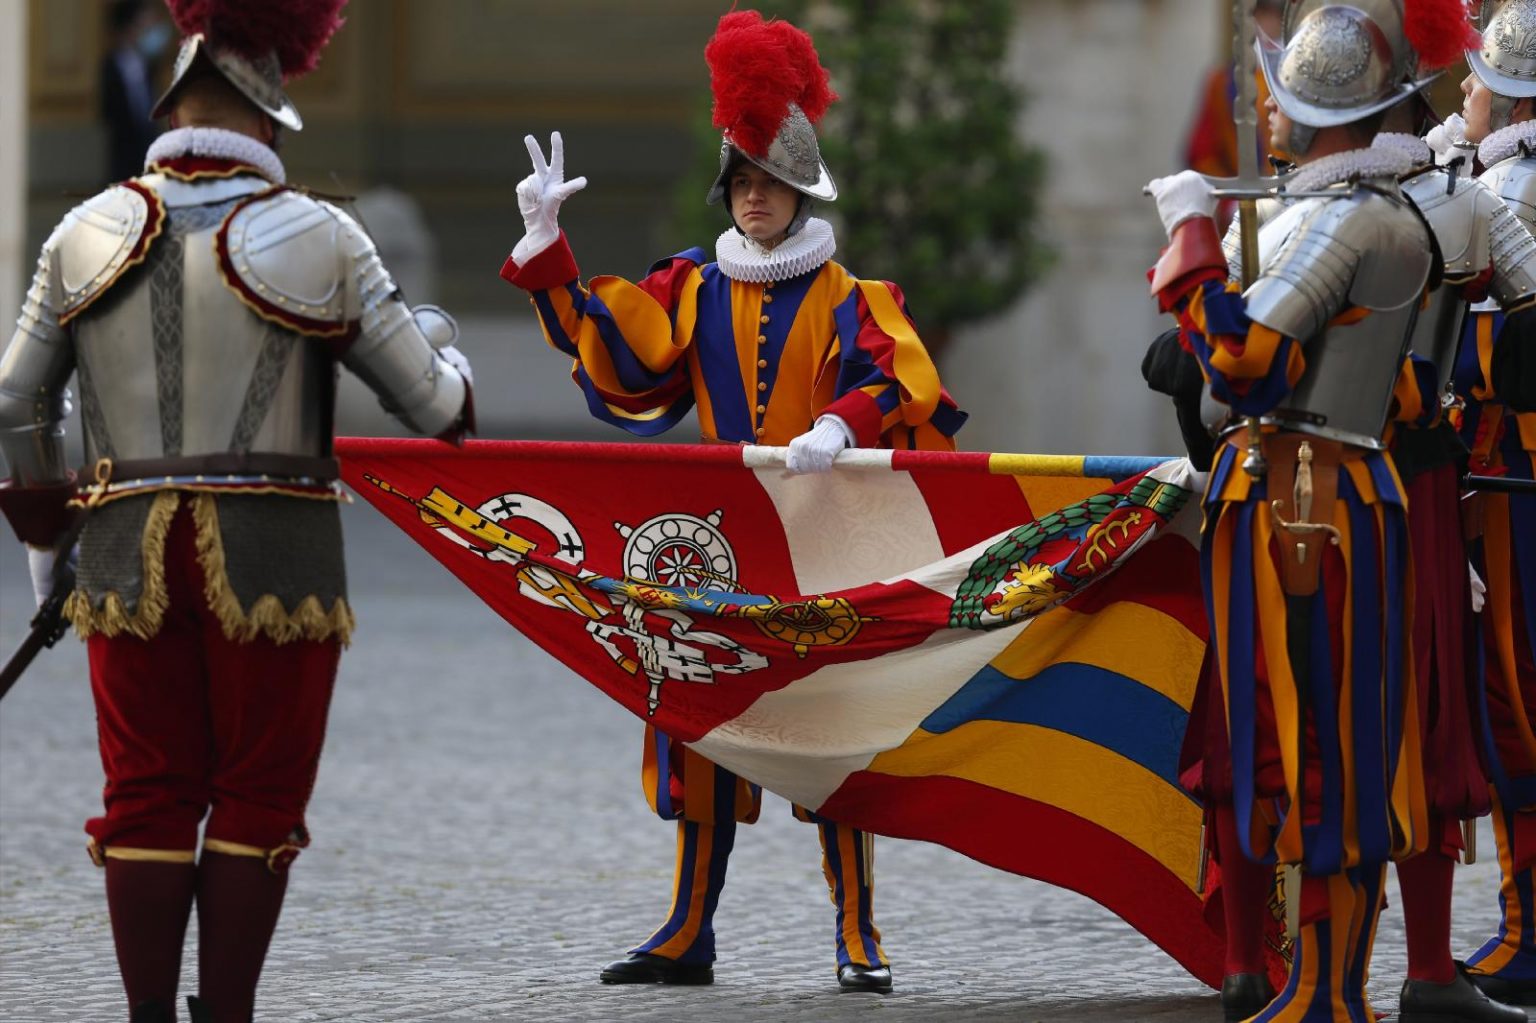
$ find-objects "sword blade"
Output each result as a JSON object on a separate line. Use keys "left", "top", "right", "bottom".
{"left": 1234, "top": 0, "right": 1261, "bottom": 187}
{"left": 1233, "top": 1, "right": 1264, "bottom": 287}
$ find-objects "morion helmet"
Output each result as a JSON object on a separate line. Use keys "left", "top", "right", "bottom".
{"left": 1468, "top": 0, "right": 1536, "bottom": 106}
{"left": 703, "top": 10, "right": 839, "bottom": 209}
{"left": 150, "top": 0, "right": 349, "bottom": 132}
{"left": 1260, "top": 0, "right": 1475, "bottom": 152}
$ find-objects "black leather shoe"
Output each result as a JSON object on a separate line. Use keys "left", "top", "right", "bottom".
{"left": 129, "top": 1003, "right": 175, "bottom": 1023}
{"left": 1221, "top": 973, "right": 1274, "bottom": 1022}
{"left": 1468, "top": 968, "right": 1536, "bottom": 1007}
{"left": 838, "top": 963, "right": 893, "bottom": 993}
{"left": 186, "top": 995, "right": 249, "bottom": 1023}
{"left": 1401, "top": 966, "right": 1528, "bottom": 1022}
{"left": 599, "top": 952, "right": 713, "bottom": 985}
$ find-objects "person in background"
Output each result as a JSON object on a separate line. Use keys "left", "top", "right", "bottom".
{"left": 1439, "top": 0, "right": 1536, "bottom": 1003}
{"left": 100, "top": 0, "right": 169, "bottom": 184}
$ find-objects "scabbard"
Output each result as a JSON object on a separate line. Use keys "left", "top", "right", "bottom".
{"left": 1464, "top": 474, "right": 1536, "bottom": 495}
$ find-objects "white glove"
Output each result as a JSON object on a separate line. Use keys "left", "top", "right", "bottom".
{"left": 26, "top": 545, "right": 75, "bottom": 610}
{"left": 511, "top": 131, "right": 588, "bottom": 266}
{"left": 1426, "top": 114, "right": 1473, "bottom": 166}
{"left": 438, "top": 344, "right": 473, "bottom": 387}
{"left": 786, "top": 415, "right": 854, "bottom": 475}
{"left": 1147, "top": 170, "right": 1219, "bottom": 239}
{"left": 1470, "top": 561, "right": 1487, "bottom": 614}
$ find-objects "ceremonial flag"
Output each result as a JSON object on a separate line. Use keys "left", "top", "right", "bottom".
{"left": 336, "top": 438, "right": 1223, "bottom": 986}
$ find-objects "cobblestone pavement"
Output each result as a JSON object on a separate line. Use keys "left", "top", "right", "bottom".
{"left": 0, "top": 502, "right": 1523, "bottom": 1022}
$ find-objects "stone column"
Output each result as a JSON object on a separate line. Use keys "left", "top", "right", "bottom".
{"left": 944, "top": 0, "right": 1220, "bottom": 458}
{"left": 0, "top": 0, "right": 26, "bottom": 327}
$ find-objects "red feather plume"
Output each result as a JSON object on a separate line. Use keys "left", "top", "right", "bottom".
{"left": 1405, "top": 0, "right": 1481, "bottom": 70}
{"left": 705, "top": 10, "right": 837, "bottom": 158}
{"left": 165, "top": 0, "right": 347, "bottom": 78}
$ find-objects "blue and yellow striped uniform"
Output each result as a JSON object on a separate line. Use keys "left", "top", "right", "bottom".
{"left": 501, "top": 234, "right": 965, "bottom": 449}
{"left": 503, "top": 231, "right": 962, "bottom": 969}
{"left": 1454, "top": 310, "right": 1536, "bottom": 991}
{"left": 1155, "top": 216, "right": 1427, "bottom": 1022}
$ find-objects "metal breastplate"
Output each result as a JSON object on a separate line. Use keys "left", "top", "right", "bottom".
{"left": 1245, "top": 183, "right": 1431, "bottom": 449}
{"left": 72, "top": 183, "right": 333, "bottom": 468}
{"left": 1400, "top": 169, "right": 1485, "bottom": 392}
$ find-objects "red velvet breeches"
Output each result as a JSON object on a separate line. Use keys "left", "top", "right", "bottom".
{"left": 83, "top": 502, "right": 340, "bottom": 853}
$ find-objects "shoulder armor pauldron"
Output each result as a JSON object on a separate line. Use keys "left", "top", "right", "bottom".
{"left": 54, "top": 181, "right": 166, "bottom": 326}
{"left": 1484, "top": 156, "right": 1536, "bottom": 231}
{"left": 1245, "top": 189, "right": 1430, "bottom": 340}
{"left": 1401, "top": 171, "right": 1490, "bottom": 281}
{"left": 216, "top": 189, "right": 357, "bottom": 338}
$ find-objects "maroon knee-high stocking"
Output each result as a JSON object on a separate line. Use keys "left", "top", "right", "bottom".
{"left": 105, "top": 858, "right": 198, "bottom": 1014}
{"left": 1397, "top": 848, "right": 1458, "bottom": 984}
{"left": 195, "top": 851, "right": 288, "bottom": 1023}
{"left": 1215, "top": 804, "right": 1271, "bottom": 976}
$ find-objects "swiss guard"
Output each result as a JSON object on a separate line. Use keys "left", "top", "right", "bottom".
{"left": 1145, "top": 0, "right": 1514, "bottom": 1019}
{"left": 0, "top": 1, "right": 473, "bottom": 1020}
{"left": 1443, "top": 0, "right": 1536, "bottom": 1004}
{"left": 499, "top": 9, "right": 963, "bottom": 994}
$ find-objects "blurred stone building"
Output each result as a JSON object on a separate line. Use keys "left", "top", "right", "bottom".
{"left": 8, "top": 1, "right": 1241, "bottom": 455}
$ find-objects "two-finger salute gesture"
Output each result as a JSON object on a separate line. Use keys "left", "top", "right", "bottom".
{"left": 512, "top": 131, "right": 588, "bottom": 264}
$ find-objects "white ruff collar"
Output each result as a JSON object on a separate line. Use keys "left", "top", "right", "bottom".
{"left": 715, "top": 218, "right": 836, "bottom": 283}
{"left": 145, "top": 126, "right": 286, "bottom": 184}
{"left": 1286, "top": 145, "right": 1417, "bottom": 192}
{"left": 1372, "top": 132, "right": 1432, "bottom": 167}
{"left": 1478, "top": 119, "right": 1536, "bottom": 168}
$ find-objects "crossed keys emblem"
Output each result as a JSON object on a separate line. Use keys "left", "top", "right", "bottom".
{"left": 363, "top": 477, "right": 869, "bottom": 717}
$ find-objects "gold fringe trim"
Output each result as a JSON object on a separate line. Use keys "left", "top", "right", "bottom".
{"left": 65, "top": 491, "right": 178, "bottom": 641}
{"left": 65, "top": 491, "right": 353, "bottom": 646}
{"left": 190, "top": 493, "right": 355, "bottom": 647}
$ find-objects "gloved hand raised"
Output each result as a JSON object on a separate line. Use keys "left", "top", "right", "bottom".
{"left": 785, "top": 415, "right": 854, "bottom": 474}
{"left": 512, "top": 131, "right": 588, "bottom": 265}
{"left": 1425, "top": 114, "right": 1474, "bottom": 168}
{"left": 1146, "top": 170, "right": 1218, "bottom": 240}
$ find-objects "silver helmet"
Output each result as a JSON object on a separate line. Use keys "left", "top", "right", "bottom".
{"left": 1468, "top": 0, "right": 1536, "bottom": 106}
{"left": 150, "top": 33, "right": 303, "bottom": 132}
{"left": 705, "top": 103, "right": 837, "bottom": 206}
{"left": 1259, "top": 0, "right": 1435, "bottom": 152}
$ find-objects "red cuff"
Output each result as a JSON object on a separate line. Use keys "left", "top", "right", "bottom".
{"left": 822, "top": 390, "right": 884, "bottom": 449}
{"left": 499, "top": 232, "right": 580, "bottom": 292}
{"left": 1149, "top": 217, "right": 1227, "bottom": 310}
{"left": 0, "top": 476, "right": 79, "bottom": 546}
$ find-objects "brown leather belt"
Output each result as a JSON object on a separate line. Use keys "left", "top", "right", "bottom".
{"left": 98, "top": 453, "right": 340, "bottom": 483}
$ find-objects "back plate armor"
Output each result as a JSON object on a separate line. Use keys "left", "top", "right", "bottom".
{"left": 0, "top": 168, "right": 468, "bottom": 488}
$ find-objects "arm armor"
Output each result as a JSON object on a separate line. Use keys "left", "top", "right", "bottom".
{"left": 334, "top": 208, "right": 469, "bottom": 437}
{"left": 0, "top": 224, "right": 74, "bottom": 486}
{"left": 1487, "top": 192, "right": 1536, "bottom": 308}
{"left": 1244, "top": 191, "right": 1430, "bottom": 340}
